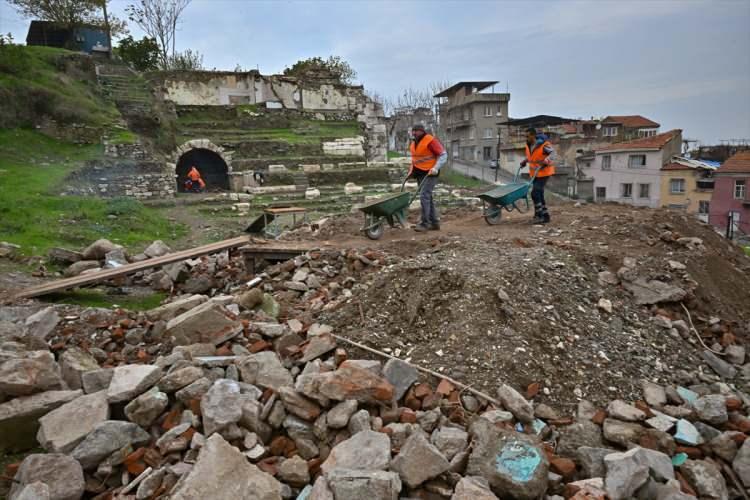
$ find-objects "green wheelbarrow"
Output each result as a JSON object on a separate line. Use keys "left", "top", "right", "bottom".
{"left": 359, "top": 177, "right": 425, "bottom": 240}
{"left": 477, "top": 166, "right": 539, "bottom": 225}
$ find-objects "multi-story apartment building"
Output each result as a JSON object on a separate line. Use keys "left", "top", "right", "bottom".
{"left": 434, "top": 81, "right": 509, "bottom": 164}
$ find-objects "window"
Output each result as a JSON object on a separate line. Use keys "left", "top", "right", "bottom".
{"left": 670, "top": 178, "right": 686, "bottom": 194}
{"left": 638, "top": 129, "right": 657, "bottom": 138}
{"left": 483, "top": 146, "right": 492, "bottom": 160}
{"left": 699, "top": 201, "right": 710, "bottom": 214}
{"left": 469, "top": 127, "right": 475, "bottom": 140}
{"left": 638, "top": 183, "right": 650, "bottom": 199}
{"left": 621, "top": 183, "right": 633, "bottom": 198}
{"left": 596, "top": 187, "right": 606, "bottom": 200}
{"left": 483, "top": 128, "right": 493, "bottom": 139}
{"left": 484, "top": 105, "right": 493, "bottom": 117}
{"left": 601, "top": 155, "right": 611, "bottom": 170}
{"left": 735, "top": 180, "right": 747, "bottom": 200}
{"left": 603, "top": 126, "right": 618, "bottom": 137}
{"left": 628, "top": 155, "right": 647, "bottom": 168}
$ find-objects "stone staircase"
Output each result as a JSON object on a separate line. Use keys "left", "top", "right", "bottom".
{"left": 95, "top": 63, "right": 154, "bottom": 114}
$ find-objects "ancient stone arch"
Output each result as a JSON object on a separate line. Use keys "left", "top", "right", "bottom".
{"left": 171, "top": 139, "right": 235, "bottom": 192}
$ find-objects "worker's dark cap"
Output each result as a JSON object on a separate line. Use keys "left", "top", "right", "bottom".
{"left": 526, "top": 127, "right": 537, "bottom": 134}
{"left": 411, "top": 124, "right": 426, "bottom": 132}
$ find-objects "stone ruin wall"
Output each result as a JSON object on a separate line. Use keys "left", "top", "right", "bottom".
{"left": 151, "top": 71, "right": 387, "bottom": 162}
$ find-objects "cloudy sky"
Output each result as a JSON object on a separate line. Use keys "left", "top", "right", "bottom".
{"left": 1, "top": 0, "right": 749, "bottom": 144}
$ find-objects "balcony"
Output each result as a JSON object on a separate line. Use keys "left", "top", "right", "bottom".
{"left": 446, "top": 119, "right": 472, "bottom": 129}
{"left": 446, "top": 92, "right": 510, "bottom": 110}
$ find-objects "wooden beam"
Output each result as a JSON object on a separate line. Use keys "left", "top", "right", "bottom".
{"left": 13, "top": 236, "right": 255, "bottom": 300}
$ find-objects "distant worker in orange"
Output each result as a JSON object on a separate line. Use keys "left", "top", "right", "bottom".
{"left": 186, "top": 166, "right": 206, "bottom": 193}
{"left": 520, "top": 128, "right": 555, "bottom": 224}
{"left": 408, "top": 124, "right": 447, "bottom": 232}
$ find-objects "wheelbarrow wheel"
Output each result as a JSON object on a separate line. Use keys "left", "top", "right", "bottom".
{"left": 365, "top": 222, "right": 385, "bottom": 240}
{"left": 484, "top": 203, "right": 502, "bottom": 225}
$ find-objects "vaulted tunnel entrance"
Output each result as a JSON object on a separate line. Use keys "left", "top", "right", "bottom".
{"left": 176, "top": 148, "right": 229, "bottom": 192}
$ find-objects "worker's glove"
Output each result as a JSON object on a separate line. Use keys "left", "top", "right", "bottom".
{"left": 520, "top": 159, "right": 528, "bottom": 167}
{"left": 428, "top": 167, "right": 439, "bottom": 176}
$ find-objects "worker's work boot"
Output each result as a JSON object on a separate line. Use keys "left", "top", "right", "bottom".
{"left": 413, "top": 223, "right": 429, "bottom": 232}
{"left": 429, "top": 222, "right": 441, "bottom": 231}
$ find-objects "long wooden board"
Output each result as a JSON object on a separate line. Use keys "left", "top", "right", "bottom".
{"left": 13, "top": 236, "right": 254, "bottom": 300}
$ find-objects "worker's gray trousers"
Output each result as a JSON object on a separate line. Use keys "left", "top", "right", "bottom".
{"left": 419, "top": 174, "right": 440, "bottom": 225}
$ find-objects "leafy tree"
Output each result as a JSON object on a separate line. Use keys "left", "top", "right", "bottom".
{"left": 116, "top": 36, "right": 160, "bottom": 71}
{"left": 8, "top": 0, "right": 127, "bottom": 37}
{"left": 283, "top": 56, "right": 356, "bottom": 85}
{"left": 126, "top": 0, "right": 191, "bottom": 69}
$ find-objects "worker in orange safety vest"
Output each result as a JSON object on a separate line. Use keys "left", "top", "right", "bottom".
{"left": 186, "top": 166, "right": 206, "bottom": 192}
{"left": 520, "top": 128, "right": 555, "bottom": 224}
{"left": 408, "top": 124, "right": 448, "bottom": 232}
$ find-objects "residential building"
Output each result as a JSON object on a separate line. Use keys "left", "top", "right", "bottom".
{"left": 434, "top": 81, "right": 509, "bottom": 164}
{"left": 709, "top": 151, "right": 750, "bottom": 238}
{"left": 386, "top": 106, "right": 435, "bottom": 154}
{"left": 659, "top": 158, "right": 718, "bottom": 222}
{"left": 595, "top": 115, "right": 660, "bottom": 141}
{"left": 589, "top": 129, "right": 682, "bottom": 208}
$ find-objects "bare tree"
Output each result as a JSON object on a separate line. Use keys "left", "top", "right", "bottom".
{"left": 126, "top": 0, "right": 191, "bottom": 69}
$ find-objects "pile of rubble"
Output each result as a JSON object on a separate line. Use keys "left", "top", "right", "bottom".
{"left": 1, "top": 205, "right": 749, "bottom": 499}
{"left": 3, "top": 291, "right": 750, "bottom": 499}
{"left": 46, "top": 239, "right": 175, "bottom": 278}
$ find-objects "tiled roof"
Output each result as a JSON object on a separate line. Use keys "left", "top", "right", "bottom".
{"left": 661, "top": 157, "right": 719, "bottom": 171}
{"left": 598, "top": 129, "right": 681, "bottom": 152}
{"left": 603, "top": 115, "right": 660, "bottom": 128}
{"left": 661, "top": 163, "right": 694, "bottom": 171}
{"left": 716, "top": 151, "right": 750, "bottom": 174}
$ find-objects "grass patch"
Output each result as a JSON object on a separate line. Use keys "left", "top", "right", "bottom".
{"left": 0, "top": 129, "right": 186, "bottom": 256}
{"left": 387, "top": 151, "right": 406, "bottom": 159}
{"left": 43, "top": 289, "right": 166, "bottom": 310}
{"left": 175, "top": 119, "right": 361, "bottom": 145}
{"left": 0, "top": 45, "right": 120, "bottom": 128}
{"left": 744, "top": 246, "right": 750, "bottom": 257}
{"left": 108, "top": 129, "right": 139, "bottom": 145}
{"left": 440, "top": 167, "right": 491, "bottom": 189}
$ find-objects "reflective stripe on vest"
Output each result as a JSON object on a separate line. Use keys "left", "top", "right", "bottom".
{"left": 525, "top": 141, "right": 556, "bottom": 178}
{"left": 410, "top": 134, "right": 438, "bottom": 171}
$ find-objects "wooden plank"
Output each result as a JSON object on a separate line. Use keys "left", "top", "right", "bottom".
{"left": 13, "top": 236, "right": 253, "bottom": 300}
{"left": 265, "top": 207, "right": 307, "bottom": 214}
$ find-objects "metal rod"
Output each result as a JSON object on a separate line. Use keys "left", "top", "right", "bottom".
{"left": 332, "top": 333, "right": 502, "bottom": 407}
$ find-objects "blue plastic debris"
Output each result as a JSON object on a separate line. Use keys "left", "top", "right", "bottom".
{"left": 674, "top": 419, "right": 702, "bottom": 446}
{"left": 672, "top": 452, "right": 688, "bottom": 467}
{"left": 532, "top": 419, "right": 547, "bottom": 435}
{"left": 515, "top": 422, "right": 525, "bottom": 433}
{"left": 494, "top": 440, "right": 543, "bottom": 483}
{"left": 296, "top": 485, "right": 312, "bottom": 500}
{"left": 676, "top": 386, "right": 698, "bottom": 405}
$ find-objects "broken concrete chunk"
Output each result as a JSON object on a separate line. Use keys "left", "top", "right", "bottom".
{"left": 607, "top": 400, "right": 647, "bottom": 422}
{"left": 201, "top": 379, "right": 245, "bottom": 436}
{"left": 82, "top": 238, "right": 118, "bottom": 260}
{"left": 71, "top": 420, "right": 150, "bottom": 469}
{"left": 0, "top": 350, "right": 64, "bottom": 397}
{"left": 9, "top": 453, "right": 85, "bottom": 500}
{"left": 692, "top": 394, "right": 728, "bottom": 425}
{"left": 313, "top": 361, "right": 394, "bottom": 404}
{"left": 467, "top": 418, "right": 549, "bottom": 500}
{"left": 623, "top": 279, "right": 686, "bottom": 305}
{"left": 325, "top": 468, "right": 401, "bottom": 500}
{"left": 166, "top": 301, "right": 242, "bottom": 346}
{"left": 59, "top": 348, "right": 99, "bottom": 391}
{"left": 431, "top": 426, "right": 469, "bottom": 461}
{"left": 107, "top": 364, "right": 162, "bottom": 403}
{"left": 733, "top": 438, "right": 750, "bottom": 487}
{"left": 680, "top": 459, "right": 728, "bottom": 500}
{"left": 321, "top": 430, "right": 391, "bottom": 474}
{"left": 299, "top": 332, "right": 337, "bottom": 363}
{"left": 325, "top": 400, "right": 358, "bottom": 429}
{"left": 391, "top": 431, "right": 450, "bottom": 488}
{"left": 124, "top": 387, "right": 169, "bottom": 428}
{"left": 145, "top": 294, "right": 207, "bottom": 322}
{"left": 24, "top": 307, "right": 60, "bottom": 341}
{"left": 144, "top": 240, "right": 171, "bottom": 258}
{"left": 37, "top": 390, "right": 109, "bottom": 454}
{"left": 604, "top": 448, "right": 650, "bottom": 500}
{"left": 171, "top": 434, "right": 282, "bottom": 500}
{"left": 702, "top": 350, "right": 737, "bottom": 379}
{"left": 278, "top": 386, "right": 321, "bottom": 421}
{"left": 158, "top": 366, "right": 204, "bottom": 393}
{"left": 383, "top": 358, "right": 419, "bottom": 401}
{"left": 238, "top": 351, "right": 293, "bottom": 390}
{"left": 496, "top": 383, "right": 534, "bottom": 424}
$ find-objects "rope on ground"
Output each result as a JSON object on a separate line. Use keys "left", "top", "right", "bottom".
{"left": 680, "top": 302, "right": 724, "bottom": 356}
{"left": 331, "top": 333, "right": 502, "bottom": 408}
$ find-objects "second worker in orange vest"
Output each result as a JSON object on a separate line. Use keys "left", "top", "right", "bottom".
{"left": 520, "top": 128, "right": 555, "bottom": 224}
{"left": 408, "top": 124, "right": 448, "bottom": 232}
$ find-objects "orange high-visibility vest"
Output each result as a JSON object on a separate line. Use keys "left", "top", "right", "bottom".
{"left": 188, "top": 167, "right": 201, "bottom": 181}
{"left": 410, "top": 134, "right": 438, "bottom": 172}
{"left": 525, "top": 141, "right": 556, "bottom": 178}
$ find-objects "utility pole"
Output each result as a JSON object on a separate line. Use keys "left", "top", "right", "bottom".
{"left": 101, "top": 0, "right": 112, "bottom": 59}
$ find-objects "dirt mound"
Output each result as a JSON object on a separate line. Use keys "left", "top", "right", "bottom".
{"left": 321, "top": 205, "right": 750, "bottom": 411}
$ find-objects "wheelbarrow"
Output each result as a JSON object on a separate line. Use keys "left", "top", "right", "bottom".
{"left": 477, "top": 165, "right": 539, "bottom": 225}
{"left": 359, "top": 177, "right": 425, "bottom": 240}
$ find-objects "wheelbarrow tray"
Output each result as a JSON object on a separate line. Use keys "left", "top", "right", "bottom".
{"left": 477, "top": 182, "right": 530, "bottom": 206}
{"left": 359, "top": 192, "right": 412, "bottom": 217}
